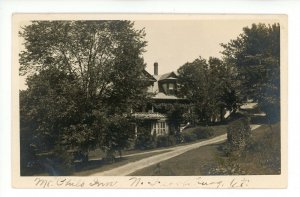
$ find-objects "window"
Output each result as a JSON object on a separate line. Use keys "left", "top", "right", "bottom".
{"left": 152, "top": 121, "right": 167, "bottom": 135}
{"left": 152, "top": 124, "right": 156, "bottom": 135}
{"left": 161, "top": 122, "right": 165, "bottom": 133}
{"left": 168, "top": 83, "right": 174, "bottom": 90}
{"left": 162, "top": 83, "right": 168, "bottom": 93}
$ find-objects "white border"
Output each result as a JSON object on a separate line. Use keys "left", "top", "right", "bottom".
{"left": 1, "top": 0, "right": 299, "bottom": 196}
{"left": 11, "top": 13, "right": 288, "bottom": 189}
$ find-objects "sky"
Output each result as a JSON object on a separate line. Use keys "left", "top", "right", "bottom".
{"left": 19, "top": 19, "right": 279, "bottom": 89}
{"left": 134, "top": 19, "right": 278, "bottom": 75}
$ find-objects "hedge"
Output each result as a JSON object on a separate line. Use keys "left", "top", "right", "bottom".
{"left": 182, "top": 126, "right": 215, "bottom": 143}
{"left": 226, "top": 117, "right": 251, "bottom": 152}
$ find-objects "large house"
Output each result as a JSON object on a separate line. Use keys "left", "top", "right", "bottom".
{"left": 132, "top": 62, "right": 188, "bottom": 137}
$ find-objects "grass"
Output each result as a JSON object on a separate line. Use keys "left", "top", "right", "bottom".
{"left": 131, "top": 122, "right": 281, "bottom": 176}
{"left": 184, "top": 124, "right": 228, "bottom": 137}
{"left": 23, "top": 124, "right": 230, "bottom": 176}
{"left": 130, "top": 143, "right": 222, "bottom": 176}
{"left": 73, "top": 150, "right": 171, "bottom": 176}
{"left": 76, "top": 124, "right": 228, "bottom": 176}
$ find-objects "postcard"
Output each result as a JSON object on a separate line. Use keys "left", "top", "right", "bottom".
{"left": 12, "top": 13, "right": 287, "bottom": 188}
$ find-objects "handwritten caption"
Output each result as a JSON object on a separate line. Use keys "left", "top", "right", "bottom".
{"left": 33, "top": 176, "right": 250, "bottom": 189}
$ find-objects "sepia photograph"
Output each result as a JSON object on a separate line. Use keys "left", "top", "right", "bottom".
{"left": 12, "top": 14, "right": 287, "bottom": 188}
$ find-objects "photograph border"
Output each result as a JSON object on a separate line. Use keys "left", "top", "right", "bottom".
{"left": 11, "top": 13, "right": 288, "bottom": 189}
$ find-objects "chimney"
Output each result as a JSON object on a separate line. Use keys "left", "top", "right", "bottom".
{"left": 154, "top": 62, "right": 158, "bottom": 75}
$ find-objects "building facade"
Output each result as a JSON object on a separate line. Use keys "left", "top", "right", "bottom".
{"left": 132, "top": 62, "right": 188, "bottom": 137}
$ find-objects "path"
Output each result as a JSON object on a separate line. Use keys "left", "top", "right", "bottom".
{"left": 90, "top": 124, "right": 261, "bottom": 176}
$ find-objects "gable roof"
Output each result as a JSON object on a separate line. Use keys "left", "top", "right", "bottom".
{"left": 142, "top": 70, "right": 157, "bottom": 82}
{"left": 158, "top": 72, "right": 177, "bottom": 81}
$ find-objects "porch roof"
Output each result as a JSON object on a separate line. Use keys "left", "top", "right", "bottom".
{"left": 132, "top": 112, "right": 167, "bottom": 120}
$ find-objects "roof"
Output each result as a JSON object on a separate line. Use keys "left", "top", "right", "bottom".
{"left": 149, "top": 71, "right": 184, "bottom": 100}
{"left": 152, "top": 92, "right": 183, "bottom": 100}
{"left": 132, "top": 112, "right": 167, "bottom": 120}
{"left": 142, "top": 70, "right": 157, "bottom": 82}
{"left": 151, "top": 75, "right": 160, "bottom": 94}
{"left": 159, "top": 72, "right": 177, "bottom": 81}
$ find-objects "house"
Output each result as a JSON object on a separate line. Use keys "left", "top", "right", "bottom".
{"left": 132, "top": 62, "right": 188, "bottom": 137}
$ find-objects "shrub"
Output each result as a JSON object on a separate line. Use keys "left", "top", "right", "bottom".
{"left": 182, "top": 131, "right": 198, "bottom": 142}
{"left": 175, "top": 132, "right": 184, "bottom": 143}
{"left": 226, "top": 117, "right": 251, "bottom": 152}
{"left": 193, "top": 127, "right": 215, "bottom": 139}
{"left": 168, "top": 135, "right": 177, "bottom": 146}
{"left": 156, "top": 135, "right": 177, "bottom": 147}
{"left": 37, "top": 146, "right": 75, "bottom": 176}
{"left": 181, "top": 126, "right": 215, "bottom": 143}
{"left": 135, "top": 126, "right": 157, "bottom": 150}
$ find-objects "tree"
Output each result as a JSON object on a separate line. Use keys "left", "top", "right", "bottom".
{"left": 100, "top": 115, "right": 135, "bottom": 160}
{"left": 20, "top": 20, "right": 148, "bottom": 112}
{"left": 177, "top": 57, "right": 239, "bottom": 124}
{"left": 221, "top": 23, "right": 280, "bottom": 122}
{"left": 177, "top": 57, "right": 209, "bottom": 123}
{"left": 153, "top": 102, "right": 188, "bottom": 134}
{"left": 208, "top": 57, "right": 240, "bottom": 121}
{"left": 20, "top": 67, "right": 84, "bottom": 174}
{"left": 19, "top": 20, "right": 149, "bottom": 170}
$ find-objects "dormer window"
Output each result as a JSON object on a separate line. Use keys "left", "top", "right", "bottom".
{"left": 168, "top": 83, "right": 174, "bottom": 90}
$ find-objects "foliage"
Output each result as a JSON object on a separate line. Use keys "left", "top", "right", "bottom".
{"left": 182, "top": 131, "right": 198, "bottom": 143}
{"left": 226, "top": 117, "right": 251, "bottom": 154}
{"left": 156, "top": 135, "right": 177, "bottom": 148}
{"left": 100, "top": 115, "right": 136, "bottom": 158}
{"left": 182, "top": 126, "right": 215, "bottom": 143}
{"left": 20, "top": 20, "right": 148, "bottom": 113}
{"left": 194, "top": 127, "right": 215, "bottom": 139}
{"left": 135, "top": 126, "right": 157, "bottom": 150}
{"left": 20, "top": 68, "right": 82, "bottom": 152}
{"left": 19, "top": 20, "right": 149, "bottom": 173}
{"left": 221, "top": 23, "right": 280, "bottom": 122}
{"left": 211, "top": 123, "right": 281, "bottom": 175}
{"left": 177, "top": 57, "right": 240, "bottom": 124}
{"left": 49, "top": 145, "right": 75, "bottom": 175}
{"left": 153, "top": 103, "right": 188, "bottom": 134}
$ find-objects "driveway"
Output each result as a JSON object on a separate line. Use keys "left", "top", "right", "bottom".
{"left": 90, "top": 124, "right": 261, "bottom": 176}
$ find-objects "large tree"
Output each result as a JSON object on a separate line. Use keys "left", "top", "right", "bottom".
{"left": 177, "top": 57, "right": 209, "bottom": 123}
{"left": 207, "top": 57, "right": 240, "bottom": 121}
{"left": 177, "top": 57, "right": 238, "bottom": 124}
{"left": 20, "top": 20, "right": 148, "bottom": 111}
{"left": 19, "top": 20, "right": 149, "bottom": 171}
{"left": 221, "top": 23, "right": 280, "bottom": 122}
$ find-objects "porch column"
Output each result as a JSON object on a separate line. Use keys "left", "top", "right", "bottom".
{"left": 135, "top": 124, "right": 138, "bottom": 138}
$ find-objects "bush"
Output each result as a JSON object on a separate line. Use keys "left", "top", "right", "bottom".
{"left": 156, "top": 135, "right": 177, "bottom": 147}
{"left": 193, "top": 127, "right": 214, "bottom": 139}
{"left": 175, "top": 132, "right": 184, "bottom": 143}
{"left": 227, "top": 117, "right": 251, "bottom": 152}
{"left": 135, "top": 126, "right": 157, "bottom": 150}
{"left": 182, "top": 126, "right": 215, "bottom": 143}
{"left": 182, "top": 131, "right": 198, "bottom": 142}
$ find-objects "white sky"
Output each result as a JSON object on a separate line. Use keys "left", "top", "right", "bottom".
{"left": 134, "top": 19, "right": 278, "bottom": 75}
{"left": 19, "top": 19, "right": 278, "bottom": 89}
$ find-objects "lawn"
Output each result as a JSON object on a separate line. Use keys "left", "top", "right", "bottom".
{"left": 131, "top": 122, "right": 281, "bottom": 176}
{"left": 184, "top": 124, "right": 228, "bottom": 137}
{"left": 74, "top": 124, "right": 230, "bottom": 176}
{"left": 25, "top": 124, "right": 231, "bottom": 176}
{"left": 74, "top": 150, "right": 171, "bottom": 176}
